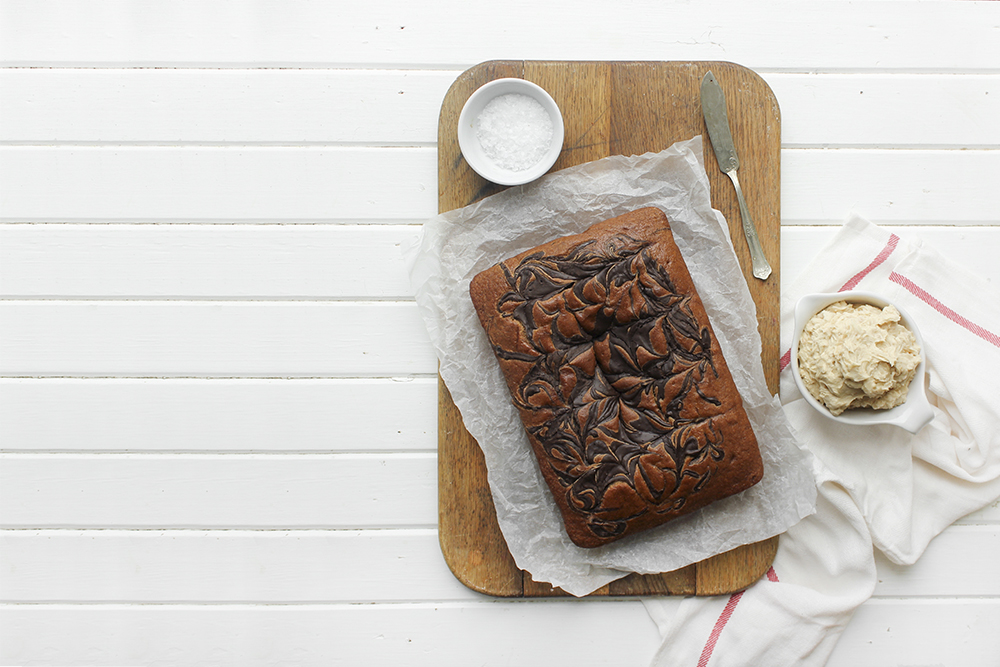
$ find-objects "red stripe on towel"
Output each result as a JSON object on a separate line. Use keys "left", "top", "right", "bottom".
{"left": 697, "top": 591, "right": 744, "bottom": 667}
{"left": 840, "top": 233, "right": 900, "bottom": 291}
{"left": 779, "top": 233, "right": 901, "bottom": 371}
{"left": 696, "top": 568, "right": 780, "bottom": 665}
{"left": 889, "top": 272, "right": 1000, "bottom": 349}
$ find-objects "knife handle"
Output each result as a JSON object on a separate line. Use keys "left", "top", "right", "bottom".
{"left": 726, "top": 169, "right": 772, "bottom": 280}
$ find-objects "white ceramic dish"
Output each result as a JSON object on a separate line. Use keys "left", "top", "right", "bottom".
{"left": 456, "top": 78, "right": 564, "bottom": 186}
{"left": 790, "top": 291, "right": 934, "bottom": 433}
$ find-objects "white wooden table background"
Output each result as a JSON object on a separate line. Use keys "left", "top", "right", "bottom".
{"left": 1, "top": 1, "right": 999, "bottom": 665}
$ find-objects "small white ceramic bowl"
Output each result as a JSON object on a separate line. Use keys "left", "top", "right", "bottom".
{"left": 790, "top": 291, "right": 934, "bottom": 433}
{"left": 457, "top": 78, "right": 564, "bottom": 186}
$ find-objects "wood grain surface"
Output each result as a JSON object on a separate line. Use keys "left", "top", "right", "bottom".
{"left": 437, "top": 60, "right": 781, "bottom": 597}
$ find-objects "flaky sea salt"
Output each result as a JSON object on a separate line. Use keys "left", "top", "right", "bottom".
{"left": 475, "top": 93, "right": 554, "bottom": 172}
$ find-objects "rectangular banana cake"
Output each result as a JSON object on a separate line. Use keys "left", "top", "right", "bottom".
{"left": 469, "top": 207, "right": 763, "bottom": 548}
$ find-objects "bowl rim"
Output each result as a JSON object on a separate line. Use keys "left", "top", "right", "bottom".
{"left": 456, "top": 77, "right": 565, "bottom": 186}
{"left": 790, "top": 290, "right": 934, "bottom": 433}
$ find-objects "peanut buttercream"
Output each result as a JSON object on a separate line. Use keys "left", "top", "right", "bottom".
{"left": 797, "top": 301, "right": 921, "bottom": 416}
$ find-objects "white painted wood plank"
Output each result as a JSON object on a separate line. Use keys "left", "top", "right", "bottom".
{"left": 2, "top": 147, "right": 997, "bottom": 224}
{"left": 0, "top": 529, "right": 477, "bottom": 603}
{"left": 0, "top": 146, "right": 438, "bottom": 222}
{"left": 7, "top": 223, "right": 1000, "bottom": 300}
{"left": 0, "top": 453, "right": 437, "bottom": 528}
{"left": 0, "top": 601, "right": 660, "bottom": 667}
{"left": 0, "top": 224, "right": 421, "bottom": 299}
{"left": 0, "top": 301, "right": 437, "bottom": 377}
{"left": 961, "top": 497, "right": 1000, "bottom": 525}
{"left": 1, "top": 1, "right": 997, "bottom": 69}
{"left": 873, "top": 525, "right": 1000, "bottom": 597}
{"left": 829, "top": 598, "right": 1000, "bottom": 667}
{"left": 779, "top": 149, "right": 999, "bottom": 224}
{"left": 3, "top": 599, "right": 998, "bottom": 667}
{"left": 0, "top": 377, "right": 437, "bottom": 452}
{"left": 0, "top": 453, "right": 436, "bottom": 528}
{"left": 0, "top": 68, "right": 455, "bottom": 145}
{"left": 4, "top": 526, "right": 997, "bottom": 603}
{"left": 771, "top": 73, "right": 1000, "bottom": 148}
{"left": 4, "top": 69, "right": 999, "bottom": 147}
{"left": 4, "top": 599, "right": 1000, "bottom": 667}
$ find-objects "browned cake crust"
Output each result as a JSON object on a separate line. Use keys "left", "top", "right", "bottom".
{"left": 469, "top": 207, "right": 763, "bottom": 548}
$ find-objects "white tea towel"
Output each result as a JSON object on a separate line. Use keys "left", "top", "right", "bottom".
{"left": 644, "top": 213, "right": 1000, "bottom": 666}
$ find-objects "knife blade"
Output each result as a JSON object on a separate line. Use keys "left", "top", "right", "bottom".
{"left": 700, "top": 71, "right": 772, "bottom": 280}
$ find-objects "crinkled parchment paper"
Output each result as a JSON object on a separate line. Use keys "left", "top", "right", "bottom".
{"left": 406, "top": 137, "right": 816, "bottom": 596}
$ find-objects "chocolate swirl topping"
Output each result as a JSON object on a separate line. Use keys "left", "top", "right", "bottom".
{"left": 494, "top": 234, "right": 725, "bottom": 541}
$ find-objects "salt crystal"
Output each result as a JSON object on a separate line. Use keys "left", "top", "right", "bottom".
{"left": 475, "top": 93, "right": 554, "bottom": 172}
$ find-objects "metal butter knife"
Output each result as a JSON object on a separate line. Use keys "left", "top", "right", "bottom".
{"left": 700, "top": 71, "right": 772, "bottom": 280}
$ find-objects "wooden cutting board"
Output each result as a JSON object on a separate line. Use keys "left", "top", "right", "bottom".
{"left": 437, "top": 60, "right": 781, "bottom": 597}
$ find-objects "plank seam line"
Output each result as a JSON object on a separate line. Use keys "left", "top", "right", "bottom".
{"left": 0, "top": 374, "right": 439, "bottom": 380}
{"left": 0, "top": 599, "right": 653, "bottom": 607}
{"left": 0, "top": 296, "right": 420, "bottom": 303}
{"left": 0, "top": 450, "right": 438, "bottom": 456}
{"left": 0, "top": 599, "right": 650, "bottom": 608}
{"left": 0, "top": 297, "right": 418, "bottom": 304}
{"left": 0, "top": 63, "right": 475, "bottom": 71}
{"left": 3, "top": 219, "right": 999, "bottom": 230}
{"left": 0, "top": 65, "right": 464, "bottom": 72}
{"left": 2, "top": 67, "right": 1000, "bottom": 76}
{"left": 2, "top": 597, "right": 998, "bottom": 608}
{"left": 0, "top": 453, "right": 440, "bottom": 457}
{"left": 0, "top": 222, "right": 429, "bottom": 229}
{"left": 0, "top": 220, "right": 426, "bottom": 226}
{"left": 3, "top": 144, "right": 998, "bottom": 152}
{"left": 780, "top": 224, "right": 1000, "bottom": 230}
{"left": 0, "top": 527, "right": 441, "bottom": 533}
{"left": 5, "top": 141, "right": 998, "bottom": 150}
{"left": 0, "top": 141, "right": 439, "bottom": 148}
{"left": 3, "top": 64, "right": 1000, "bottom": 74}
{"left": 0, "top": 375, "right": 440, "bottom": 381}
{"left": 0, "top": 375, "right": 437, "bottom": 381}
{"left": 0, "top": 143, "right": 436, "bottom": 151}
